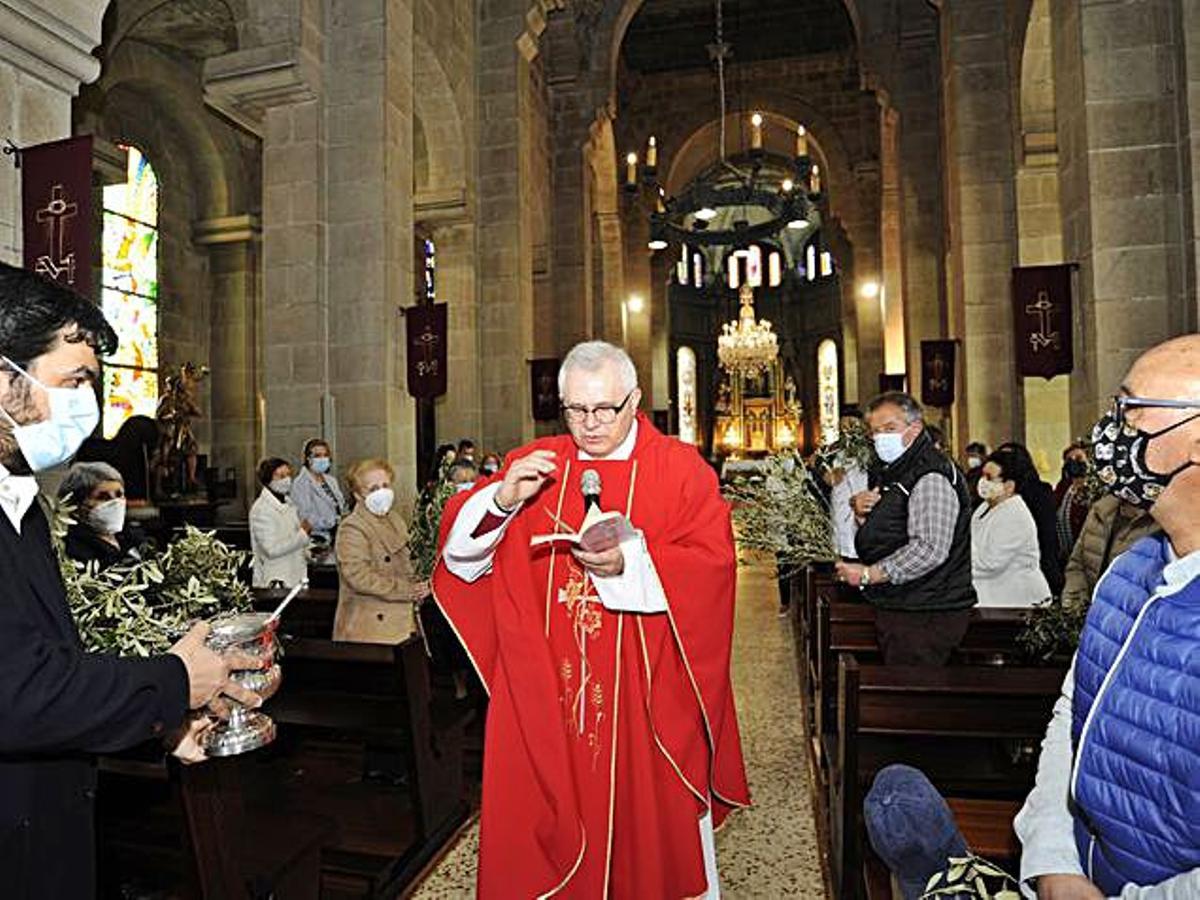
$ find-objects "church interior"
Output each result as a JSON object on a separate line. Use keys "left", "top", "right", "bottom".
{"left": 1, "top": 0, "right": 1198, "bottom": 897}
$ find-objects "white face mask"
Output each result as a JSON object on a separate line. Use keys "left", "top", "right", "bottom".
{"left": 310, "top": 457, "right": 331, "bottom": 475}
{"left": 0, "top": 356, "right": 99, "bottom": 472}
{"left": 977, "top": 477, "right": 1006, "bottom": 501}
{"left": 364, "top": 487, "right": 395, "bottom": 516}
{"left": 455, "top": 481, "right": 475, "bottom": 493}
{"left": 966, "top": 456, "right": 983, "bottom": 470}
{"left": 89, "top": 498, "right": 126, "bottom": 534}
{"left": 270, "top": 477, "right": 292, "bottom": 496}
{"left": 873, "top": 431, "right": 908, "bottom": 464}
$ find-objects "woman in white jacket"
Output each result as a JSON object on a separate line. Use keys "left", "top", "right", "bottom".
{"left": 971, "top": 447, "right": 1052, "bottom": 607}
{"left": 249, "top": 456, "right": 311, "bottom": 588}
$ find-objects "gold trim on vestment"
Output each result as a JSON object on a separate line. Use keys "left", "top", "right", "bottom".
{"left": 544, "top": 458, "right": 573, "bottom": 637}
{"left": 601, "top": 612, "right": 625, "bottom": 900}
{"left": 635, "top": 616, "right": 708, "bottom": 807}
{"left": 538, "top": 818, "right": 588, "bottom": 900}
{"left": 430, "top": 565, "right": 492, "bottom": 699}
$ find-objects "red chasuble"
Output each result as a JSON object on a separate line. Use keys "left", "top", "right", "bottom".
{"left": 432, "top": 414, "right": 750, "bottom": 899}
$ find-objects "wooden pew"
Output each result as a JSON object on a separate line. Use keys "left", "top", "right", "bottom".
{"left": 811, "top": 596, "right": 1030, "bottom": 777}
{"left": 256, "top": 633, "right": 472, "bottom": 896}
{"left": 829, "top": 656, "right": 1063, "bottom": 900}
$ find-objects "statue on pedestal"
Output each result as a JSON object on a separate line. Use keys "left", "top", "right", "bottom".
{"left": 156, "top": 362, "right": 208, "bottom": 496}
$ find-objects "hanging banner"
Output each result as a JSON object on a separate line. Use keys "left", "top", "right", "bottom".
{"left": 530, "top": 358, "right": 560, "bottom": 421}
{"left": 21, "top": 135, "right": 94, "bottom": 298}
{"left": 920, "top": 340, "right": 957, "bottom": 408}
{"left": 405, "top": 302, "right": 447, "bottom": 398}
{"left": 1012, "top": 264, "right": 1073, "bottom": 379}
{"left": 878, "top": 373, "right": 907, "bottom": 394}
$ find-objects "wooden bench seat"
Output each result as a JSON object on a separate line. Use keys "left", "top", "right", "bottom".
{"left": 829, "top": 656, "right": 1063, "bottom": 900}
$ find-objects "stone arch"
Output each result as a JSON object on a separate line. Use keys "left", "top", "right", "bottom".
{"left": 413, "top": 33, "right": 466, "bottom": 196}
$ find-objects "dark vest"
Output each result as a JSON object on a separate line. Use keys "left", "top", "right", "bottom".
{"left": 854, "top": 431, "right": 976, "bottom": 611}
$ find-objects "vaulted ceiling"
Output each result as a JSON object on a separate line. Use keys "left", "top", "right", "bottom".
{"left": 621, "top": 0, "right": 857, "bottom": 74}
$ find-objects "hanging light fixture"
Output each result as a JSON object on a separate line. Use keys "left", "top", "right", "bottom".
{"left": 718, "top": 283, "right": 778, "bottom": 377}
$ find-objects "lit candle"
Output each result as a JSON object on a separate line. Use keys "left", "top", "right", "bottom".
{"left": 750, "top": 113, "right": 763, "bottom": 151}
{"left": 796, "top": 124, "right": 808, "bottom": 157}
{"left": 626, "top": 152, "right": 638, "bottom": 187}
{"left": 811, "top": 164, "right": 821, "bottom": 194}
{"left": 646, "top": 136, "right": 658, "bottom": 170}
{"left": 656, "top": 187, "right": 666, "bottom": 214}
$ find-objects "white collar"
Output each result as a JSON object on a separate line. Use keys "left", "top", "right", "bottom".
{"left": 1161, "top": 540, "right": 1200, "bottom": 592}
{"left": 0, "top": 460, "right": 40, "bottom": 532}
{"left": 577, "top": 420, "right": 639, "bottom": 462}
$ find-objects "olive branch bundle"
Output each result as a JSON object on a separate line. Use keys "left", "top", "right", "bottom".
{"left": 48, "top": 498, "right": 252, "bottom": 656}
{"left": 723, "top": 454, "right": 837, "bottom": 575}
{"left": 409, "top": 458, "right": 457, "bottom": 581}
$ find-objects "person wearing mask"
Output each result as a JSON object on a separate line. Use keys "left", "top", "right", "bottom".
{"left": 0, "top": 263, "right": 259, "bottom": 897}
{"left": 970, "top": 448, "right": 1052, "bottom": 607}
{"left": 58, "top": 461, "right": 145, "bottom": 569}
{"left": 479, "top": 452, "right": 502, "bottom": 477}
{"left": 963, "top": 440, "right": 989, "bottom": 509}
{"left": 456, "top": 438, "right": 476, "bottom": 464}
{"left": 448, "top": 458, "right": 479, "bottom": 493}
{"left": 836, "top": 392, "right": 976, "bottom": 665}
{"left": 289, "top": 437, "right": 346, "bottom": 543}
{"left": 1054, "top": 442, "right": 1092, "bottom": 564}
{"left": 333, "top": 458, "right": 430, "bottom": 643}
{"left": 996, "top": 441, "right": 1064, "bottom": 596}
{"left": 248, "top": 457, "right": 310, "bottom": 588}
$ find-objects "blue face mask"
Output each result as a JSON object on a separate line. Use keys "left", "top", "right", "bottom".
{"left": 0, "top": 356, "right": 99, "bottom": 472}
{"left": 310, "top": 457, "right": 331, "bottom": 475}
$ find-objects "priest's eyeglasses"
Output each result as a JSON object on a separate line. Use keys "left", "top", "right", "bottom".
{"left": 1109, "top": 395, "right": 1200, "bottom": 429}
{"left": 562, "top": 391, "right": 635, "bottom": 425}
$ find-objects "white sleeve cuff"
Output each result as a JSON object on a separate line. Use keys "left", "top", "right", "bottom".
{"left": 590, "top": 531, "right": 669, "bottom": 614}
{"left": 443, "top": 483, "right": 521, "bottom": 583}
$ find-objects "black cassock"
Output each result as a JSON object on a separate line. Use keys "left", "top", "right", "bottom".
{"left": 0, "top": 501, "right": 188, "bottom": 899}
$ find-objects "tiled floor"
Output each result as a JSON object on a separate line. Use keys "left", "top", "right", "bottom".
{"left": 409, "top": 559, "right": 827, "bottom": 898}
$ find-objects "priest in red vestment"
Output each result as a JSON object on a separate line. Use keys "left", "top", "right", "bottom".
{"left": 433, "top": 340, "right": 749, "bottom": 899}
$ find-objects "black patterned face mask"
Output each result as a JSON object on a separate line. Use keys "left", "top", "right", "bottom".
{"left": 1091, "top": 409, "right": 1198, "bottom": 509}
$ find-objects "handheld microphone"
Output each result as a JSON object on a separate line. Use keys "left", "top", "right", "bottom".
{"left": 581, "top": 469, "right": 602, "bottom": 514}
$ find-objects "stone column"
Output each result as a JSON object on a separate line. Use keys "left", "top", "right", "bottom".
{"left": 1055, "top": 0, "right": 1194, "bottom": 432}
{"left": 430, "top": 219, "right": 482, "bottom": 444}
{"left": 940, "top": 0, "right": 1021, "bottom": 447}
{"left": 0, "top": 1, "right": 109, "bottom": 263}
{"left": 194, "top": 215, "right": 260, "bottom": 514}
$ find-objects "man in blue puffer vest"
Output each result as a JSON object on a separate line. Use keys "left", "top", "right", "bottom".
{"left": 864, "top": 336, "right": 1200, "bottom": 900}
{"left": 1013, "top": 334, "right": 1200, "bottom": 898}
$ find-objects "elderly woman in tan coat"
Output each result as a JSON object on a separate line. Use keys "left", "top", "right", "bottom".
{"left": 333, "top": 458, "right": 430, "bottom": 643}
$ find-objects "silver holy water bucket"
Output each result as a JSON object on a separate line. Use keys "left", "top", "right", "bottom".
{"left": 201, "top": 611, "right": 282, "bottom": 757}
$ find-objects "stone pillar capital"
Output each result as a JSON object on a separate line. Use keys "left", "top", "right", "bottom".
{"left": 193, "top": 214, "right": 263, "bottom": 246}
{"left": 203, "top": 43, "right": 320, "bottom": 137}
{"left": 0, "top": 0, "right": 108, "bottom": 94}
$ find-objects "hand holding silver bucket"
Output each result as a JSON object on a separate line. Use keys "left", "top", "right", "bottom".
{"left": 200, "top": 610, "right": 282, "bottom": 757}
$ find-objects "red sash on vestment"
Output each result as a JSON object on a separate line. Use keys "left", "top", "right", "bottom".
{"left": 432, "top": 415, "right": 750, "bottom": 899}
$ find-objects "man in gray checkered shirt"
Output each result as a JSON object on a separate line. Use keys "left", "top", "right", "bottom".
{"left": 834, "top": 392, "right": 977, "bottom": 664}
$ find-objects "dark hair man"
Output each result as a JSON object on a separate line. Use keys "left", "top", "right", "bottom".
{"left": 835, "top": 391, "right": 977, "bottom": 664}
{"left": 0, "top": 263, "right": 258, "bottom": 898}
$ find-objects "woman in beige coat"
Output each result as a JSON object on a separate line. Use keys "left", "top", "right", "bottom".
{"left": 333, "top": 458, "right": 430, "bottom": 643}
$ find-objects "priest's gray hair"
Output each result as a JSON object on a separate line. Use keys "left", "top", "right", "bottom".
{"left": 558, "top": 341, "right": 639, "bottom": 398}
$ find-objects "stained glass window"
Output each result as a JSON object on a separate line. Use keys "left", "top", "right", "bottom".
{"left": 102, "top": 146, "right": 159, "bottom": 437}
{"left": 818, "top": 339, "right": 840, "bottom": 446}
{"left": 677, "top": 346, "right": 697, "bottom": 445}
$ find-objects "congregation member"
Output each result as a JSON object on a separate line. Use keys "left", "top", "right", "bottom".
{"left": 1060, "top": 493, "right": 1158, "bottom": 610}
{"left": 58, "top": 461, "right": 145, "bottom": 570}
{"left": 434, "top": 340, "right": 749, "bottom": 898}
{"left": 1054, "top": 441, "right": 1093, "bottom": 564}
{"left": 248, "top": 456, "right": 310, "bottom": 588}
{"left": 289, "top": 437, "right": 346, "bottom": 543}
{"left": 970, "top": 447, "right": 1052, "bottom": 608}
{"left": 836, "top": 392, "right": 976, "bottom": 664}
{"left": 333, "top": 458, "right": 429, "bottom": 643}
{"left": 964, "top": 439, "right": 989, "bottom": 508}
{"left": 479, "top": 451, "right": 502, "bottom": 476}
{"left": 824, "top": 417, "right": 871, "bottom": 560}
{"left": 0, "top": 263, "right": 259, "bottom": 897}
{"left": 866, "top": 335, "right": 1200, "bottom": 898}
{"left": 997, "top": 441, "right": 1064, "bottom": 596}
{"left": 456, "top": 438, "right": 477, "bottom": 463}
{"left": 448, "top": 458, "right": 479, "bottom": 492}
